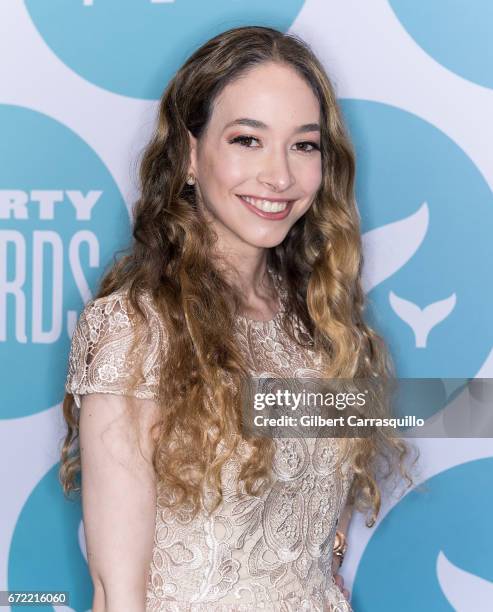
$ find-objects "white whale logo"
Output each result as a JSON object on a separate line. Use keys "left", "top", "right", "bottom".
{"left": 389, "top": 291, "right": 457, "bottom": 348}
{"left": 437, "top": 550, "right": 493, "bottom": 612}
{"left": 361, "top": 201, "right": 429, "bottom": 293}
{"left": 361, "top": 201, "right": 456, "bottom": 343}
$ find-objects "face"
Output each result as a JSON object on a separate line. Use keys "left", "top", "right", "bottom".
{"left": 188, "top": 61, "right": 323, "bottom": 256}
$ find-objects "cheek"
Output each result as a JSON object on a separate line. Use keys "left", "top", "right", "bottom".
{"left": 206, "top": 150, "right": 247, "bottom": 192}
{"left": 299, "top": 161, "right": 323, "bottom": 194}
{"left": 291, "top": 163, "right": 322, "bottom": 217}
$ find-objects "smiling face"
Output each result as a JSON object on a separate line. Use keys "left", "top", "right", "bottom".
{"left": 188, "top": 61, "right": 323, "bottom": 256}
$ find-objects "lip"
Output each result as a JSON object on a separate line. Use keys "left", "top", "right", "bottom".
{"left": 236, "top": 195, "right": 295, "bottom": 220}
{"left": 239, "top": 194, "right": 294, "bottom": 202}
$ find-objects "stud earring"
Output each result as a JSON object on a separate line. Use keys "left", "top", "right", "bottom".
{"left": 186, "top": 174, "right": 196, "bottom": 185}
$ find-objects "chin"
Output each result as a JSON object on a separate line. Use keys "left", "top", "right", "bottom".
{"left": 255, "top": 242, "right": 282, "bottom": 250}
{"left": 243, "top": 233, "right": 288, "bottom": 249}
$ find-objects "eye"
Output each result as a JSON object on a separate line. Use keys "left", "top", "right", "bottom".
{"left": 229, "top": 135, "right": 261, "bottom": 148}
{"left": 228, "top": 135, "right": 320, "bottom": 153}
{"left": 294, "top": 141, "right": 320, "bottom": 153}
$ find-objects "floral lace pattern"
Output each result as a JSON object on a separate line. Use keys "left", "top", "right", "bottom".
{"left": 65, "top": 278, "right": 354, "bottom": 612}
{"left": 66, "top": 289, "right": 165, "bottom": 408}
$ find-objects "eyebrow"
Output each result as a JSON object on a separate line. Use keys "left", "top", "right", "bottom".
{"left": 223, "top": 117, "right": 320, "bottom": 134}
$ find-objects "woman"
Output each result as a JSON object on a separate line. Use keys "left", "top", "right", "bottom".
{"left": 60, "top": 26, "right": 415, "bottom": 611}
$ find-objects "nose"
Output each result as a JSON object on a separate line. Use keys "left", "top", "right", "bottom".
{"left": 257, "top": 147, "right": 295, "bottom": 192}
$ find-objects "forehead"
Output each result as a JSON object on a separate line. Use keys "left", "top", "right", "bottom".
{"left": 209, "top": 62, "right": 320, "bottom": 128}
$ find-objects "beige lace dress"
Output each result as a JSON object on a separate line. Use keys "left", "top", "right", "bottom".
{"left": 65, "top": 277, "right": 354, "bottom": 612}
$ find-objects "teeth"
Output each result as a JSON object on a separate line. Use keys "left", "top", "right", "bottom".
{"left": 241, "top": 196, "right": 289, "bottom": 213}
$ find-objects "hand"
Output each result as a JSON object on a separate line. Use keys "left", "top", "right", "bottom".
{"left": 334, "top": 572, "right": 351, "bottom": 602}
{"left": 332, "top": 553, "right": 351, "bottom": 602}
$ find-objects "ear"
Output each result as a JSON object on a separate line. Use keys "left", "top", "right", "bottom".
{"left": 188, "top": 130, "right": 198, "bottom": 176}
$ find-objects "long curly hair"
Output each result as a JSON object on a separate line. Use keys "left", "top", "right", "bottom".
{"left": 60, "top": 25, "right": 418, "bottom": 528}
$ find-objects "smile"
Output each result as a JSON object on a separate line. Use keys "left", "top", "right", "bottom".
{"left": 242, "top": 196, "right": 288, "bottom": 212}
{"left": 238, "top": 195, "right": 292, "bottom": 213}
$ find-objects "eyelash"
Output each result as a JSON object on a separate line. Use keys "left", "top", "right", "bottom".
{"left": 229, "top": 135, "right": 320, "bottom": 153}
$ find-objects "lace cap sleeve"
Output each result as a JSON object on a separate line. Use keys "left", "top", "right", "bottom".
{"left": 65, "top": 290, "right": 165, "bottom": 409}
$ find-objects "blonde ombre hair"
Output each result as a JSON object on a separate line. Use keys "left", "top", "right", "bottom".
{"left": 60, "top": 25, "right": 417, "bottom": 528}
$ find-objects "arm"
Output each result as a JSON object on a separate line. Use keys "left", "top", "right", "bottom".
{"left": 79, "top": 392, "right": 161, "bottom": 612}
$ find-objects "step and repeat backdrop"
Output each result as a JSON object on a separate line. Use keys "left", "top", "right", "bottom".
{"left": 1, "top": 1, "right": 492, "bottom": 610}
